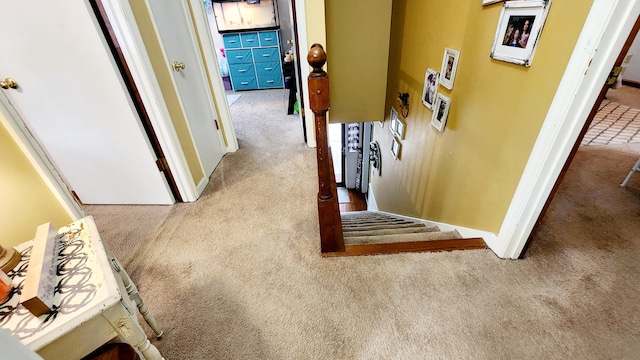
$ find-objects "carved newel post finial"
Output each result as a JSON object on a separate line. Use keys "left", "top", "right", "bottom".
{"left": 307, "top": 43, "right": 327, "bottom": 74}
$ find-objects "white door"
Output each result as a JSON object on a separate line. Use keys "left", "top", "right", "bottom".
{"left": 0, "top": 1, "right": 174, "bottom": 205}
{"left": 147, "top": 0, "right": 225, "bottom": 177}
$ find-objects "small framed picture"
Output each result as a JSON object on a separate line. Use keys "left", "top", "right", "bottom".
{"left": 431, "top": 93, "right": 451, "bottom": 132}
{"left": 391, "top": 137, "right": 401, "bottom": 160}
{"left": 421, "top": 68, "right": 439, "bottom": 109}
{"left": 490, "top": 1, "right": 551, "bottom": 67}
{"left": 389, "top": 107, "right": 399, "bottom": 135}
{"left": 482, "top": 0, "right": 504, "bottom": 5}
{"left": 396, "top": 117, "right": 406, "bottom": 140}
{"left": 439, "top": 48, "right": 460, "bottom": 90}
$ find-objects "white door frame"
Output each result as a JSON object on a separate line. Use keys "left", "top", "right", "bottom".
{"left": 101, "top": 0, "right": 202, "bottom": 201}
{"left": 0, "top": 93, "right": 85, "bottom": 220}
{"left": 496, "top": 0, "right": 640, "bottom": 259}
{"left": 188, "top": 0, "right": 239, "bottom": 153}
{"left": 294, "top": 0, "right": 316, "bottom": 148}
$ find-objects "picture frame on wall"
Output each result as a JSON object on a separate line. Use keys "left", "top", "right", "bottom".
{"left": 421, "top": 68, "right": 439, "bottom": 110}
{"left": 490, "top": 0, "right": 552, "bottom": 67}
{"left": 389, "top": 107, "right": 399, "bottom": 135}
{"left": 482, "top": 0, "right": 504, "bottom": 5}
{"left": 396, "top": 117, "right": 406, "bottom": 140}
{"left": 391, "top": 137, "right": 401, "bottom": 160}
{"left": 439, "top": 48, "right": 460, "bottom": 90}
{"left": 431, "top": 93, "right": 451, "bottom": 132}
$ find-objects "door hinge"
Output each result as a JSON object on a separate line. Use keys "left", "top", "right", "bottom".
{"left": 156, "top": 157, "right": 169, "bottom": 172}
{"left": 214, "top": 119, "right": 220, "bottom": 130}
{"left": 607, "top": 66, "right": 623, "bottom": 85}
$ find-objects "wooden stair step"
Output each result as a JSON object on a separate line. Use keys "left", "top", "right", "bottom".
{"left": 343, "top": 226, "right": 440, "bottom": 237}
{"left": 341, "top": 217, "right": 409, "bottom": 224}
{"left": 342, "top": 223, "right": 427, "bottom": 232}
{"left": 342, "top": 220, "right": 418, "bottom": 229}
{"left": 344, "top": 230, "right": 463, "bottom": 246}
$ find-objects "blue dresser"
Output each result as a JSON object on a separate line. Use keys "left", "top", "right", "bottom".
{"left": 223, "top": 30, "right": 284, "bottom": 91}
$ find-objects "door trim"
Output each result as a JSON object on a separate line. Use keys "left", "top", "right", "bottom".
{"left": 188, "top": 0, "right": 239, "bottom": 153}
{"left": 519, "top": 14, "right": 640, "bottom": 259}
{"left": 496, "top": 0, "right": 640, "bottom": 259}
{"left": 294, "top": 0, "right": 316, "bottom": 148}
{"left": 102, "top": 0, "right": 200, "bottom": 201}
{"left": 0, "top": 94, "right": 85, "bottom": 220}
{"left": 91, "top": 0, "right": 182, "bottom": 202}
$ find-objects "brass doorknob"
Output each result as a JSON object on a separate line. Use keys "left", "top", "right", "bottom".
{"left": 172, "top": 61, "right": 185, "bottom": 71}
{"left": 0, "top": 78, "right": 18, "bottom": 89}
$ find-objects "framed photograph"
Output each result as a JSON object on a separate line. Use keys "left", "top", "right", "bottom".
{"left": 490, "top": 1, "right": 551, "bottom": 67}
{"left": 396, "top": 118, "right": 406, "bottom": 140}
{"left": 391, "top": 137, "right": 401, "bottom": 160}
{"left": 421, "top": 68, "right": 439, "bottom": 109}
{"left": 482, "top": 0, "right": 504, "bottom": 5}
{"left": 439, "top": 48, "right": 460, "bottom": 90}
{"left": 389, "top": 107, "right": 399, "bottom": 135}
{"left": 431, "top": 93, "right": 451, "bottom": 132}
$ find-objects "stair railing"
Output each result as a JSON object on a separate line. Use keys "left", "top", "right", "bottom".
{"left": 307, "top": 44, "right": 345, "bottom": 253}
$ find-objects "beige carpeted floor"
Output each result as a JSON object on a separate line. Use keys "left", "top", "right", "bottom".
{"left": 85, "top": 90, "right": 640, "bottom": 359}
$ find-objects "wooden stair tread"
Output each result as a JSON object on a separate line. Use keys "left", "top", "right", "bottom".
{"left": 342, "top": 223, "right": 427, "bottom": 232}
{"left": 343, "top": 226, "right": 440, "bottom": 237}
{"left": 328, "top": 211, "right": 487, "bottom": 256}
{"left": 344, "top": 230, "right": 462, "bottom": 245}
{"left": 323, "top": 238, "right": 488, "bottom": 257}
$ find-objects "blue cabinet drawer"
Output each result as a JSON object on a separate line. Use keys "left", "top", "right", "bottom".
{"left": 222, "top": 34, "right": 241, "bottom": 49}
{"left": 255, "top": 61, "right": 281, "bottom": 76}
{"left": 229, "top": 64, "right": 256, "bottom": 78}
{"left": 258, "top": 75, "right": 283, "bottom": 88}
{"left": 252, "top": 47, "right": 280, "bottom": 63}
{"left": 259, "top": 31, "right": 278, "bottom": 47}
{"left": 240, "top": 32, "right": 260, "bottom": 48}
{"left": 232, "top": 76, "right": 258, "bottom": 91}
{"left": 226, "top": 49, "right": 253, "bottom": 64}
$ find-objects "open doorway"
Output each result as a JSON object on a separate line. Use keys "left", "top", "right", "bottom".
{"left": 201, "top": 0, "right": 306, "bottom": 143}
{"left": 521, "top": 16, "right": 640, "bottom": 258}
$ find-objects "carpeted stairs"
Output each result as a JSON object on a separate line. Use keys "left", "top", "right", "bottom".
{"left": 341, "top": 211, "right": 462, "bottom": 245}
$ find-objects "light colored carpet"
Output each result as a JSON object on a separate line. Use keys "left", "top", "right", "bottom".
{"left": 226, "top": 94, "right": 241, "bottom": 106}
{"left": 85, "top": 90, "right": 640, "bottom": 359}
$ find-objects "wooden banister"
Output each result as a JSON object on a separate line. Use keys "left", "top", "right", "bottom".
{"left": 307, "top": 44, "right": 344, "bottom": 253}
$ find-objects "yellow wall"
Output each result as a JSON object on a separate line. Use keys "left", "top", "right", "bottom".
{"left": 325, "top": 0, "right": 392, "bottom": 123}
{"left": 304, "top": 0, "right": 327, "bottom": 60}
{"left": 0, "top": 121, "right": 72, "bottom": 247}
{"left": 370, "top": 0, "right": 593, "bottom": 232}
{"left": 129, "top": 0, "right": 205, "bottom": 185}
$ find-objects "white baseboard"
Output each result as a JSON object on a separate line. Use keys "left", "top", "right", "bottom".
{"left": 367, "top": 184, "right": 378, "bottom": 211}
{"left": 195, "top": 176, "right": 208, "bottom": 200}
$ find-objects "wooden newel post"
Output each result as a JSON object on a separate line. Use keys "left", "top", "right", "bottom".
{"left": 308, "top": 44, "right": 344, "bottom": 253}
{"left": 308, "top": 44, "right": 331, "bottom": 200}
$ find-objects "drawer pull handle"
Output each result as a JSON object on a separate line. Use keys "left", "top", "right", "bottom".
{"left": 241, "top": 82, "right": 249, "bottom": 85}
{"left": 246, "top": 39, "right": 255, "bottom": 42}
{"left": 229, "top": 40, "right": 237, "bottom": 43}
{"left": 264, "top": 67, "right": 273, "bottom": 71}
{"left": 264, "top": 37, "right": 273, "bottom": 41}
{"left": 236, "top": 56, "right": 244, "bottom": 59}
{"left": 267, "top": 80, "right": 274, "bottom": 83}
{"left": 239, "top": 69, "right": 247, "bottom": 73}
{"left": 262, "top": 54, "right": 270, "bottom": 57}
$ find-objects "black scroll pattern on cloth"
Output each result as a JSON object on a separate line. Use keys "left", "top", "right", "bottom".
{"left": 0, "top": 224, "right": 98, "bottom": 340}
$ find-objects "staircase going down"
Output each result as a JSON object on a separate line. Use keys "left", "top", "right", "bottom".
{"left": 323, "top": 211, "right": 487, "bottom": 257}
{"left": 341, "top": 211, "right": 463, "bottom": 245}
